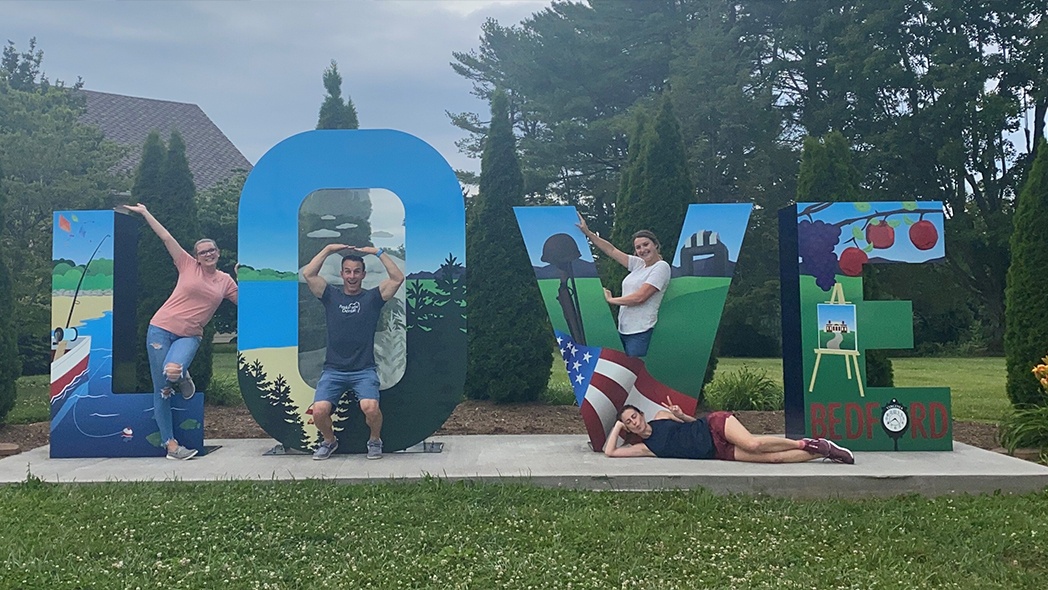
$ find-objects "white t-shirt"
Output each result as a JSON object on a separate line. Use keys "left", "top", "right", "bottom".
{"left": 617, "top": 255, "right": 671, "bottom": 335}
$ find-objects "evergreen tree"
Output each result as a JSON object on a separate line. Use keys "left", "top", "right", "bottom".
{"left": 610, "top": 96, "right": 693, "bottom": 275}
{"left": 132, "top": 133, "right": 167, "bottom": 391}
{"left": 316, "top": 60, "right": 359, "bottom": 130}
{"left": 1004, "top": 138, "right": 1048, "bottom": 407}
{"left": 0, "top": 163, "right": 22, "bottom": 423}
{"left": 132, "top": 132, "right": 211, "bottom": 392}
{"left": 465, "top": 91, "right": 552, "bottom": 402}
{"left": 796, "top": 132, "right": 893, "bottom": 387}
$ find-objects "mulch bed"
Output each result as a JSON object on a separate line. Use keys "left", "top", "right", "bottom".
{"left": 0, "top": 401, "right": 1002, "bottom": 454}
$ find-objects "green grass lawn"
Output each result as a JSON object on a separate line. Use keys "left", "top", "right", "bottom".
{"left": 716, "top": 357, "right": 1010, "bottom": 423}
{"left": 11, "top": 353, "right": 1011, "bottom": 424}
{"left": 0, "top": 479, "right": 1044, "bottom": 589}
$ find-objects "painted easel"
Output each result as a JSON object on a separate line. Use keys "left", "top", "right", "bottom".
{"left": 808, "top": 283, "right": 865, "bottom": 397}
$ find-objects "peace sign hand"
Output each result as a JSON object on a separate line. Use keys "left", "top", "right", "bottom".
{"left": 660, "top": 396, "right": 683, "bottom": 417}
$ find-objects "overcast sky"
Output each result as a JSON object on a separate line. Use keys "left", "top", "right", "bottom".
{"left": 3, "top": 0, "right": 553, "bottom": 174}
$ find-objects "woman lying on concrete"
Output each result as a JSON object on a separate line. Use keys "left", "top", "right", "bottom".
{"left": 603, "top": 400, "right": 854, "bottom": 464}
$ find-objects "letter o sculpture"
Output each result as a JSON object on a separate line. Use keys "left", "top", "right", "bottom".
{"left": 237, "top": 130, "right": 466, "bottom": 454}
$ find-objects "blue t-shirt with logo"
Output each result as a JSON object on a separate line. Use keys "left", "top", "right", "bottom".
{"left": 320, "top": 285, "right": 385, "bottom": 371}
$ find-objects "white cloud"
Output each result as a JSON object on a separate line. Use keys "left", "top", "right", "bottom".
{"left": 307, "top": 229, "right": 341, "bottom": 238}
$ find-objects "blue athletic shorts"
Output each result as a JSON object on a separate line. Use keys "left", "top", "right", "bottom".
{"left": 313, "top": 366, "right": 380, "bottom": 405}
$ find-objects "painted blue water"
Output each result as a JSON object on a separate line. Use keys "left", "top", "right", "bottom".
{"left": 49, "top": 310, "right": 204, "bottom": 458}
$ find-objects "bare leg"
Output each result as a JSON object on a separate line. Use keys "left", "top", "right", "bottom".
{"left": 723, "top": 415, "right": 804, "bottom": 453}
{"left": 734, "top": 448, "right": 816, "bottom": 463}
{"left": 360, "top": 399, "right": 383, "bottom": 440}
{"left": 312, "top": 401, "right": 336, "bottom": 444}
{"left": 722, "top": 416, "right": 846, "bottom": 463}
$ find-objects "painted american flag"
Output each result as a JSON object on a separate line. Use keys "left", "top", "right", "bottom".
{"left": 556, "top": 329, "right": 697, "bottom": 451}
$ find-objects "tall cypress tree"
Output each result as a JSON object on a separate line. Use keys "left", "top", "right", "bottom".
{"left": 161, "top": 131, "right": 212, "bottom": 392}
{"left": 132, "top": 132, "right": 168, "bottom": 391}
{"left": 610, "top": 96, "right": 693, "bottom": 275}
{"left": 1004, "top": 138, "right": 1048, "bottom": 406}
{"left": 465, "top": 91, "right": 552, "bottom": 402}
{"left": 0, "top": 163, "right": 22, "bottom": 423}
{"left": 316, "top": 60, "right": 359, "bottom": 130}
{"left": 132, "top": 132, "right": 211, "bottom": 392}
{"left": 796, "top": 131, "right": 893, "bottom": 387}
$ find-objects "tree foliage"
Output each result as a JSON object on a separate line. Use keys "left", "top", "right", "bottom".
{"left": 316, "top": 60, "right": 359, "bottom": 130}
{"left": 610, "top": 96, "right": 694, "bottom": 273}
{"left": 0, "top": 164, "right": 21, "bottom": 422}
{"left": 0, "top": 39, "right": 126, "bottom": 375}
{"left": 451, "top": 0, "right": 1046, "bottom": 355}
{"left": 1005, "top": 138, "right": 1048, "bottom": 407}
{"left": 131, "top": 132, "right": 213, "bottom": 392}
{"left": 197, "top": 169, "right": 246, "bottom": 334}
{"left": 465, "top": 91, "right": 552, "bottom": 402}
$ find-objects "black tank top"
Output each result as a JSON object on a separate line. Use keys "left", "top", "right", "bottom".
{"left": 643, "top": 419, "right": 715, "bottom": 459}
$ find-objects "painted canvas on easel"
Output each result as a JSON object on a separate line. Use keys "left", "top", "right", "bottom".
{"left": 816, "top": 303, "right": 857, "bottom": 351}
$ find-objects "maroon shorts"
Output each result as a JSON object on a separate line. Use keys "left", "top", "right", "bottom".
{"left": 706, "top": 411, "right": 736, "bottom": 461}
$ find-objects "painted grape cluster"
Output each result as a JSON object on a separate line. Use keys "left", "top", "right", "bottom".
{"left": 797, "top": 219, "right": 842, "bottom": 291}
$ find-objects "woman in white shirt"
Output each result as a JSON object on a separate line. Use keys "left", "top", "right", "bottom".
{"left": 576, "top": 213, "right": 671, "bottom": 357}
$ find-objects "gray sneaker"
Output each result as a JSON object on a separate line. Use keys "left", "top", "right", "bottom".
{"left": 367, "top": 438, "right": 383, "bottom": 460}
{"left": 179, "top": 371, "right": 196, "bottom": 400}
{"left": 313, "top": 439, "right": 338, "bottom": 461}
{"left": 166, "top": 445, "right": 198, "bottom": 461}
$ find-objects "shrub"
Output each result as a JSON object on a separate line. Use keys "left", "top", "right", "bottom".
{"left": 204, "top": 375, "right": 243, "bottom": 407}
{"left": 704, "top": 366, "right": 784, "bottom": 411}
{"left": 1000, "top": 405, "right": 1048, "bottom": 460}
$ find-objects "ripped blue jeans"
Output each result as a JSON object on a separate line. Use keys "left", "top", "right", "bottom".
{"left": 146, "top": 324, "right": 201, "bottom": 445}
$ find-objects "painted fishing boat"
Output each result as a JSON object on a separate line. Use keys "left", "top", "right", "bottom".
{"left": 50, "top": 335, "right": 91, "bottom": 404}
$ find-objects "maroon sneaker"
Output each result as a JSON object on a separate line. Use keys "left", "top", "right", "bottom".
{"left": 802, "top": 438, "right": 855, "bottom": 464}
{"left": 801, "top": 437, "right": 828, "bottom": 456}
{"left": 824, "top": 439, "right": 855, "bottom": 464}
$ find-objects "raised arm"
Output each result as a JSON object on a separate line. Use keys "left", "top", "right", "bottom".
{"left": 352, "top": 246, "right": 404, "bottom": 301}
{"left": 603, "top": 421, "right": 655, "bottom": 458}
{"left": 303, "top": 243, "right": 348, "bottom": 298}
{"left": 576, "top": 212, "right": 629, "bottom": 268}
{"left": 120, "top": 203, "right": 185, "bottom": 262}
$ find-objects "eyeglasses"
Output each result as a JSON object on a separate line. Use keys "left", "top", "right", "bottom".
{"left": 196, "top": 247, "right": 218, "bottom": 257}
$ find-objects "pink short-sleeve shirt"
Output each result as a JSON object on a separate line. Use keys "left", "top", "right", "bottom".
{"left": 150, "top": 249, "right": 238, "bottom": 338}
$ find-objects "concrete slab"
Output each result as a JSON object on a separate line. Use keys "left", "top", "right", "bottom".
{"left": 1, "top": 435, "right": 1046, "bottom": 498}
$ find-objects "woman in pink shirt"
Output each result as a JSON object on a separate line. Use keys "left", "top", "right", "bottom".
{"left": 123, "top": 204, "right": 238, "bottom": 460}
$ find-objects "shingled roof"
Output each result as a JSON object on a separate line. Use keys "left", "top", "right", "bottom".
{"left": 78, "top": 89, "right": 252, "bottom": 191}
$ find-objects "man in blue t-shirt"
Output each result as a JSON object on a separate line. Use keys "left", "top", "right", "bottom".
{"left": 303, "top": 243, "right": 404, "bottom": 461}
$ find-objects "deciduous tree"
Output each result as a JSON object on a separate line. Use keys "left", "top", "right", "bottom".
{"left": 0, "top": 39, "right": 125, "bottom": 374}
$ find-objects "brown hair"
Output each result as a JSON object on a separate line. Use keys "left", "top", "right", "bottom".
{"left": 631, "top": 230, "right": 660, "bottom": 250}
{"left": 193, "top": 238, "right": 217, "bottom": 254}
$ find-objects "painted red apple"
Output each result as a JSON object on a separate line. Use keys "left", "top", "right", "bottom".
{"left": 865, "top": 220, "right": 895, "bottom": 249}
{"left": 838, "top": 247, "right": 869, "bottom": 277}
{"left": 909, "top": 219, "right": 938, "bottom": 250}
